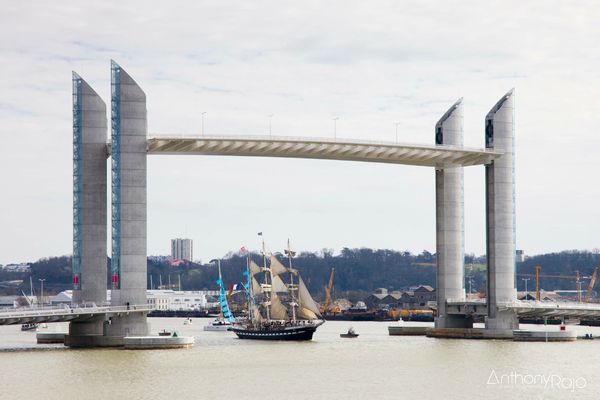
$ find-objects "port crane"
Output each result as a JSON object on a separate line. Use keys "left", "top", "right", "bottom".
{"left": 320, "top": 267, "right": 336, "bottom": 314}
{"left": 584, "top": 267, "right": 599, "bottom": 303}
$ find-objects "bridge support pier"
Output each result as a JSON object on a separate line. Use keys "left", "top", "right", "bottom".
{"left": 484, "top": 90, "right": 519, "bottom": 337}
{"left": 434, "top": 99, "right": 472, "bottom": 330}
{"left": 65, "top": 316, "right": 122, "bottom": 348}
{"left": 67, "top": 63, "right": 149, "bottom": 347}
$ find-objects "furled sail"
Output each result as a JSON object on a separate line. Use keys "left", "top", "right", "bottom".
{"left": 269, "top": 255, "right": 288, "bottom": 276}
{"left": 298, "top": 276, "right": 322, "bottom": 318}
{"left": 270, "top": 291, "right": 288, "bottom": 320}
{"left": 271, "top": 275, "right": 288, "bottom": 293}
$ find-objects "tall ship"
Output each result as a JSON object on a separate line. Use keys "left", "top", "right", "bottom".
{"left": 231, "top": 237, "right": 324, "bottom": 341}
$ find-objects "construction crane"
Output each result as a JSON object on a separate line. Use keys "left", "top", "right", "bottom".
{"left": 584, "top": 267, "right": 599, "bottom": 303}
{"left": 320, "top": 267, "right": 335, "bottom": 314}
{"left": 518, "top": 266, "right": 597, "bottom": 301}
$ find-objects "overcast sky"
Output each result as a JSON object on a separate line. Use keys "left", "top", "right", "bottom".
{"left": 1, "top": 1, "right": 599, "bottom": 264}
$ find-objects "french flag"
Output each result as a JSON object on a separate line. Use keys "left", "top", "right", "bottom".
{"left": 227, "top": 283, "right": 242, "bottom": 298}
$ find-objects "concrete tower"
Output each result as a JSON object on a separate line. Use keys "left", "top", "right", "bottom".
{"left": 107, "top": 61, "right": 148, "bottom": 337}
{"left": 68, "top": 73, "right": 108, "bottom": 345}
{"left": 434, "top": 99, "right": 471, "bottom": 329}
{"left": 485, "top": 89, "right": 519, "bottom": 334}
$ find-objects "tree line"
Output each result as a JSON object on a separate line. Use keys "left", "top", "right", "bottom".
{"left": 4, "top": 249, "right": 600, "bottom": 298}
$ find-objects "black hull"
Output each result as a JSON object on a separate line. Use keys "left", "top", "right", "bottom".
{"left": 232, "top": 325, "right": 318, "bottom": 341}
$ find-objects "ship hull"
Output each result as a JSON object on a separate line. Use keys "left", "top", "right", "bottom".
{"left": 232, "top": 324, "right": 318, "bottom": 341}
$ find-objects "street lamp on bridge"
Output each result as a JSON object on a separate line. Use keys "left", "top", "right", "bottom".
{"left": 38, "top": 278, "right": 46, "bottom": 308}
{"left": 522, "top": 278, "right": 530, "bottom": 300}
{"left": 333, "top": 117, "right": 339, "bottom": 140}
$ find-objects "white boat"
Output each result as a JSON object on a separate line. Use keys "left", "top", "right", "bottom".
{"left": 183, "top": 318, "right": 193, "bottom": 325}
{"left": 203, "top": 318, "right": 233, "bottom": 332}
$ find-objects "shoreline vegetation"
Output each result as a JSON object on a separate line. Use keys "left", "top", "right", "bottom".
{"left": 2, "top": 249, "right": 600, "bottom": 299}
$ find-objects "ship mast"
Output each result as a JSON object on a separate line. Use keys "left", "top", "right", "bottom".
{"left": 286, "top": 239, "right": 298, "bottom": 323}
{"left": 259, "top": 232, "right": 271, "bottom": 321}
{"left": 245, "top": 251, "right": 254, "bottom": 326}
{"left": 217, "top": 259, "right": 222, "bottom": 282}
{"left": 211, "top": 258, "right": 225, "bottom": 320}
{"left": 217, "top": 259, "right": 223, "bottom": 320}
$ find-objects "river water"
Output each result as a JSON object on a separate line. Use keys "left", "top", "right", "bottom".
{"left": 1, "top": 318, "right": 599, "bottom": 400}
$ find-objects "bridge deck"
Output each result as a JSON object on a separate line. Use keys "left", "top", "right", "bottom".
{"left": 140, "top": 135, "right": 502, "bottom": 167}
{"left": 446, "top": 300, "right": 600, "bottom": 319}
{"left": 0, "top": 305, "right": 152, "bottom": 326}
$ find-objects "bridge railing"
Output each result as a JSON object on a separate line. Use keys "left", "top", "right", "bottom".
{"left": 446, "top": 298, "right": 600, "bottom": 311}
{"left": 0, "top": 304, "right": 154, "bottom": 318}
{"left": 446, "top": 298, "right": 486, "bottom": 304}
{"left": 507, "top": 300, "right": 600, "bottom": 309}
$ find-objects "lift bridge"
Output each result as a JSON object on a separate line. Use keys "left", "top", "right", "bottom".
{"left": 4, "top": 61, "right": 600, "bottom": 345}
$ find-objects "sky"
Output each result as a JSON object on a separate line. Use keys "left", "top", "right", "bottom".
{"left": 1, "top": 1, "right": 599, "bottom": 264}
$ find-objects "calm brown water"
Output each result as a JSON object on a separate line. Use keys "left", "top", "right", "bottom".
{"left": 1, "top": 318, "right": 599, "bottom": 399}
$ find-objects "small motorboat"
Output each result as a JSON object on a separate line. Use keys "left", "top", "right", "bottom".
{"left": 21, "top": 323, "right": 39, "bottom": 332}
{"left": 158, "top": 329, "right": 172, "bottom": 336}
{"left": 183, "top": 318, "right": 193, "bottom": 325}
{"left": 340, "top": 327, "right": 359, "bottom": 338}
{"left": 203, "top": 318, "right": 233, "bottom": 332}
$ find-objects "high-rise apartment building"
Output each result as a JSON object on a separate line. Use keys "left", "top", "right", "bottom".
{"left": 171, "top": 238, "right": 193, "bottom": 261}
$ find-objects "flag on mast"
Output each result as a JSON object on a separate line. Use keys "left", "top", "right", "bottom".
{"left": 227, "top": 283, "right": 242, "bottom": 299}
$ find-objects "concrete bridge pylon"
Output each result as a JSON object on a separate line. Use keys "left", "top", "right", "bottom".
{"left": 484, "top": 89, "right": 519, "bottom": 336}
{"left": 67, "top": 63, "right": 149, "bottom": 347}
{"left": 434, "top": 98, "right": 472, "bottom": 329}
{"left": 104, "top": 60, "right": 149, "bottom": 339}
{"left": 66, "top": 72, "right": 110, "bottom": 347}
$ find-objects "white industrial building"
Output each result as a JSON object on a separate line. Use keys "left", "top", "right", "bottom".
{"left": 1, "top": 263, "right": 31, "bottom": 272}
{"left": 49, "top": 289, "right": 219, "bottom": 311}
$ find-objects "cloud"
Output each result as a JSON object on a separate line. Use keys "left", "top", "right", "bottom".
{"left": 0, "top": 1, "right": 599, "bottom": 263}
